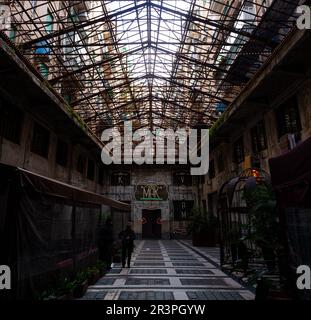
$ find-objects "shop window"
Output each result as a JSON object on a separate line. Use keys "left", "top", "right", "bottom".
{"left": 251, "top": 120, "right": 267, "bottom": 153}
{"left": 233, "top": 137, "right": 244, "bottom": 164}
{"left": 87, "top": 159, "right": 95, "bottom": 181}
{"left": 0, "top": 101, "right": 23, "bottom": 144}
{"left": 31, "top": 122, "right": 50, "bottom": 158}
{"left": 276, "top": 96, "right": 302, "bottom": 138}
{"left": 55, "top": 138, "right": 68, "bottom": 167}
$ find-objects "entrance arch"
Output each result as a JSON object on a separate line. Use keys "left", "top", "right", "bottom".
{"left": 142, "top": 209, "right": 162, "bottom": 239}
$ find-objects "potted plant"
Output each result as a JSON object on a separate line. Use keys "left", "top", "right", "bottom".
{"left": 55, "top": 277, "right": 75, "bottom": 300}
{"left": 38, "top": 288, "right": 58, "bottom": 301}
{"left": 188, "top": 207, "right": 218, "bottom": 247}
{"left": 86, "top": 266, "right": 100, "bottom": 285}
{"left": 39, "top": 277, "right": 76, "bottom": 300}
{"left": 95, "top": 260, "right": 107, "bottom": 277}
{"left": 72, "top": 271, "right": 89, "bottom": 299}
{"left": 243, "top": 184, "right": 279, "bottom": 271}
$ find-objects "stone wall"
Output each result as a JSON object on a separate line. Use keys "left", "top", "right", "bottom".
{"left": 0, "top": 111, "right": 105, "bottom": 194}
{"left": 105, "top": 167, "right": 194, "bottom": 239}
{"left": 197, "top": 80, "right": 311, "bottom": 216}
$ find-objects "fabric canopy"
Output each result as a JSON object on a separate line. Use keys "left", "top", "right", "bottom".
{"left": 269, "top": 137, "right": 311, "bottom": 207}
{"left": 17, "top": 166, "right": 130, "bottom": 211}
{"left": 269, "top": 137, "right": 311, "bottom": 300}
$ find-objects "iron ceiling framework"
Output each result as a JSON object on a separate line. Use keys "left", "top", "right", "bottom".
{"left": 5, "top": 0, "right": 301, "bottom": 137}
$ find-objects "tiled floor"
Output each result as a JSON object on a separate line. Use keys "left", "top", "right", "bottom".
{"left": 82, "top": 240, "right": 255, "bottom": 300}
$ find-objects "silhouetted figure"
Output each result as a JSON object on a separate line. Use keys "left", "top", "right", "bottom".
{"left": 119, "top": 222, "right": 136, "bottom": 268}
{"left": 97, "top": 218, "right": 114, "bottom": 270}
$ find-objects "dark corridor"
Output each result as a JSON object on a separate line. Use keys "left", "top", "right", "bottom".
{"left": 142, "top": 209, "right": 162, "bottom": 239}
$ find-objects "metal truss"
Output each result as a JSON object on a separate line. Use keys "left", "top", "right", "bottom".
{"left": 2, "top": 0, "right": 302, "bottom": 137}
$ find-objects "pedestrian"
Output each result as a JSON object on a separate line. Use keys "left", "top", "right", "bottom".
{"left": 119, "top": 221, "right": 136, "bottom": 268}
{"left": 97, "top": 217, "right": 114, "bottom": 270}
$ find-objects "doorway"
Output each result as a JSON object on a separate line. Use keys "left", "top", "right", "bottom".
{"left": 142, "top": 209, "right": 162, "bottom": 239}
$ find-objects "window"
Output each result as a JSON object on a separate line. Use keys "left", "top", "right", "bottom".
{"left": 77, "top": 155, "right": 85, "bottom": 174}
{"left": 251, "top": 120, "right": 267, "bottom": 153}
{"left": 97, "top": 165, "right": 104, "bottom": 185}
{"left": 233, "top": 137, "right": 244, "bottom": 164}
{"left": 173, "top": 200, "right": 194, "bottom": 221}
{"left": 111, "top": 172, "right": 130, "bottom": 186}
{"left": 9, "top": 25, "right": 17, "bottom": 42}
{"left": 87, "top": 159, "right": 95, "bottom": 181}
{"left": 45, "top": 11, "right": 53, "bottom": 33}
{"left": 276, "top": 97, "right": 302, "bottom": 138}
{"left": 173, "top": 171, "right": 192, "bottom": 186}
{"left": 31, "top": 0, "right": 37, "bottom": 14}
{"left": 55, "top": 139, "right": 68, "bottom": 167}
{"left": 209, "top": 159, "right": 215, "bottom": 179}
{"left": 217, "top": 152, "right": 225, "bottom": 173}
{"left": 63, "top": 94, "right": 72, "bottom": 104}
{"left": 38, "top": 63, "right": 49, "bottom": 78}
{"left": 0, "top": 101, "right": 23, "bottom": 144}
{"left": 31, "top": 122, "right": 50, "bottom": 158}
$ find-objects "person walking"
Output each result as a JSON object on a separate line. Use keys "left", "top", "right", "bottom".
{"left": 119, "top": 221, "right": 136, "bottom": 268}
{"left": 97, "top": 217, "right": 114, "bottom": 270}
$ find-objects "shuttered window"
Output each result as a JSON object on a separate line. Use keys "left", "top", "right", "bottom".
{"left": 0, "top": 100, "right": 23, "bottom": 144}
{"left": 276, "top": 97, "right": 301, "bottom": 137}
{"left": 251, "top": 120, "right": 267, "bottom": 153}
{"left": 233, "top": 137, "right": 244, "bottom": 164}
{"left": 31, "top": 122, "right": 50, "bottom": 158}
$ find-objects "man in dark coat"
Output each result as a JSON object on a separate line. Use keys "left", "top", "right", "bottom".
{"left": 119, "top": 221, "right": 136, "bottom": 268}
{"left": 97, "top": 218, "right": 114, "bottom": 270}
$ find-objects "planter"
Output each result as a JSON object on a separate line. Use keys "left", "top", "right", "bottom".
{"left": 113, "top": 255, "right": 121, "bottom": 263}
{"left": 261, "top": 246, "right": 276, "bottom": 271}
{"left": 192, "top": 231, "right": 217, "bottom": 247}
{"left": 267, "top": 290, "right": 292, "bottom": 300}
{"left": 88, "top": 270, "right": 100, "bottom": 285}
{"left": 72, "top": 280, "right": 88, "bottom": 299}
{"left": 99, "top": 267, "right": 107, "bottom": 277}
{"left": 57, "top": 291, "right": 73, "bottom": 300}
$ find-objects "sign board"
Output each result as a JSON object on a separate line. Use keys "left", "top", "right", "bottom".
{"left": 135, "top": 184, "right": 168, "bottom": 201}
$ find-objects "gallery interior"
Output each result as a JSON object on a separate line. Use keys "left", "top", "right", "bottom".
{"left": 0, "top": 0, "right": 311, "bottom": 301}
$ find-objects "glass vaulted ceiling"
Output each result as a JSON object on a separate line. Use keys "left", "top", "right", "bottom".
{"left": 5, "top": 0, "right": 300, "bottom": 137}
